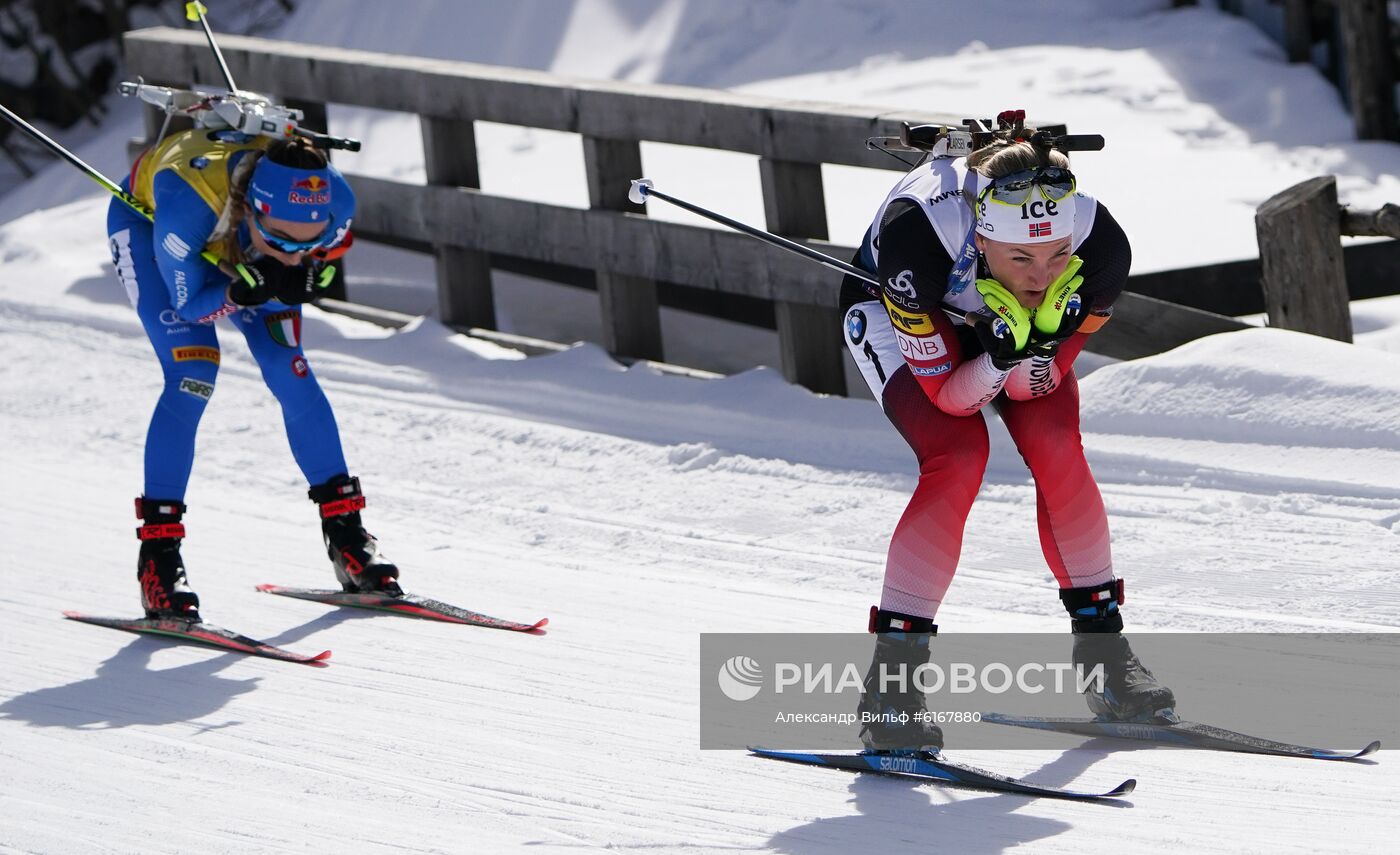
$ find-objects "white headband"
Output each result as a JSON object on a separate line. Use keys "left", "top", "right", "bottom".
{"left": 972, "top": 172, "right": 1077, "bottom": 245}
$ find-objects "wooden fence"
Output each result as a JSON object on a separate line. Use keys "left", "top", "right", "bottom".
{"left": 123, "top": 27, "right": 1248, "bottom": 394}
{"left": 1178, "top": 0, "right": 1398, "bottom": 141}
{"left": 1256, "top": 175, "right": 1400, "bottom": 342}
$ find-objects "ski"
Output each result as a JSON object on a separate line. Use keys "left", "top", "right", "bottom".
{"left": 750, "top": 748, "right": 1135, "bottom": 801}
{"left": 255, "top": 584, "right": 548, "bottom": 632}
{"left": 63, "top": 611, "right": 331, "bottom": 666}
{"left": 981, "top": 713, "right": 1380, "bottom": 761}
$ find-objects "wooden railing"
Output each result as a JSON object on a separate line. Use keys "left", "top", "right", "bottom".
{"left": 1256, "top": 176, "right": 1400, "bottom": 342}
{"left": 1179, "top": 0, "right": 1398, "bottom": 141}
{"left": 124, "top": 27, "right": 1247, "bottom": 393}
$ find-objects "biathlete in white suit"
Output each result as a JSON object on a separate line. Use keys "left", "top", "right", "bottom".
{"left": 107, "top": 129, "right": 402, "bottom": 622}
{"left": 841, "top": 119, "right": 1176, "bottom": 754}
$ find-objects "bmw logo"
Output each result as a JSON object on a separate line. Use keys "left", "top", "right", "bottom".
{"left": 847, "top": 309, "right": 867, "bottom": 345}
{"left": 190, "top": 156, "right": 210, "bottom": 170}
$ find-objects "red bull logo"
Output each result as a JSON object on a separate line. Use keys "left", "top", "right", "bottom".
{"left": 293, "top": 175, "right": 327, "bottom": 192}
{"left": 288, "top": 174, "right": 331, "bottom": 205}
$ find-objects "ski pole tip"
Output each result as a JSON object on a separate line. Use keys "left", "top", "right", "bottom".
{"left": 628, "top": 178, "right": 654, "bottom": 205}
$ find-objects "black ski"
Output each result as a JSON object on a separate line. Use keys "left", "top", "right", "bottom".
{"left": 63, "top": 611, "right": 331, "bottom": 666}
{"left": 982, "top": 713, "right": 1379, "bottom": 761}
{"left": 750, "top": 748, "right": 1135, "bottom": 800}
{"left": 256, "top": 584, "right": 547, "bottom": 632}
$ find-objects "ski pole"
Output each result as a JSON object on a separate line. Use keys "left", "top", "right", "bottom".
{"left": 0, "top": 100, "right": 225, "bottom": 269}
{"left": 628, "top": 178, "right": 879, "bottom": 290}
{"left": 627, "top": 178, "right": 975, "bottom": 320}
{"left": 184, "top": 2, "right": 239, "bottom": 94}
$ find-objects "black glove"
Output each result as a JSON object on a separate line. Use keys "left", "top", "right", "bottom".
{"left": 229, "top": 256, "right": 319, "bottom": 306}
{"left": 970, "top": 314, "right": 1032, "bottom": 371}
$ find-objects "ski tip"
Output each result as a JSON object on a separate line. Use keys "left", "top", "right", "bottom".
{"left": 306, "top": 649, "right": 333, "bottom": 666}
{"left": 1110, "top": 778, "right": 1137, "bottom": 797}
{"left": 62, "top": 610, "right": 82, "bottom": 619}
{"left": 1334, "top": 740, "right": 1380, "bottom": 760}
{"left": 529, "top": 617, "right": 549, "bottom": 631}
{"left": 254, "top": 584, "right": 282, "bottom": 593}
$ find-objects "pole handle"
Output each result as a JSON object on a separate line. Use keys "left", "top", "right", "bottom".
{"left": 628, "top": 178, "right": 653, "bottom": 206}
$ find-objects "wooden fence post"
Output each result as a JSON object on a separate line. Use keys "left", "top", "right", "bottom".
{"left": 759, "top": 158, "right": 845, "bottom": 395}
{"left": 422, "top": 116, "right": 496, "bottom": 328}
{"left": 285, "top": 98, "right": 347, "bottom": 301}
{"left": 1255, "top": 176, "right": 1352, "bottom": 342}
{"left": 1337, "top": 0, "right": 1398, "bottom": 140}
{"left": 1281, "top": 0, "right": 1314, "bottom": 63}
{"left": 583, "top": 136, "right": 663, "bottom": 362}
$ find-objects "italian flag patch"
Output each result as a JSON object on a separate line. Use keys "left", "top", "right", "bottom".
{"left": 265, "top": 310, "right": 301, "bottom": 348}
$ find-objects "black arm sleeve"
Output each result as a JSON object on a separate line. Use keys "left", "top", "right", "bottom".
{"left": 1072, "top": 201, "right": 1132, "bottom": 313}
{"left": 872, "top": 199, "right": 955, "bottom": 314}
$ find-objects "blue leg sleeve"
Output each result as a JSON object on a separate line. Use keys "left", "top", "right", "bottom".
{"left": 109, "top": 200, "right": 220, "bottom": 500}
{"left": 232, "top": 305, "right": 348, "bottom": 486}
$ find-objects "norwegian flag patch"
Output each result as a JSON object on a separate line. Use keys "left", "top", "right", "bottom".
{"left": 1028, "top": 221, "right": 1053, "bottom": 238}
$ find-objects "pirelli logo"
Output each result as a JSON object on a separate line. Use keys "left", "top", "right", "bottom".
{"left": 883, "top": 296, "right": 933, "bottom": 335}
{"left": 172, "top": 346, "right": 221, "bottom": 364}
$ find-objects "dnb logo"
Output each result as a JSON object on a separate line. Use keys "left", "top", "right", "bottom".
{"left": 717, "top": 656, "right": 763, "bottom": 701}
{"left": 846, "top": 309, "right": 867, "bottom": 345}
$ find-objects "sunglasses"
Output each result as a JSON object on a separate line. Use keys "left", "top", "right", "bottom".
{"left": 982, "top": 167, "right": 1077, "bottom": 206}
{"left": 251, "top": 212, "right": 329, "bottom": 254}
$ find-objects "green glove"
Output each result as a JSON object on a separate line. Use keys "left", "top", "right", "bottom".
{"left": 1033, "top": 255, "right": 1085, "bottom": 335}
{"left": 974, "top": 277, "right": 1032, "bottom": 351}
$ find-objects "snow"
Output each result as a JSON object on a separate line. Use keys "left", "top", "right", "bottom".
{"left": 2, "top": 2, "right": 1399, "bottom": 853}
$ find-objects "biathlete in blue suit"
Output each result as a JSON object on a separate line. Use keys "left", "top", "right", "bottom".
{"left": 108, "top": 130, "right": 401, "bottom": 621}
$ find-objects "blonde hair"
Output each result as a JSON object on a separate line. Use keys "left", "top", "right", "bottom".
{"left": 208, "top": 149, "right": 263, "bottom": 266}
{"left": 966, "top": 138, "right": 1070, "bottom": 180}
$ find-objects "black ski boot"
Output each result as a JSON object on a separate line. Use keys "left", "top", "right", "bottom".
{"left": 856, "top": 607, "right": 945, "bottom": 754}
{"left": 135, "top": 497, "right": 200, "bottom": 621}
{"left": 308, "top": 474, "right": 402, "bottom": 596}
{"left": 1061, "top": 579, "right": 1176, "bottom": 723}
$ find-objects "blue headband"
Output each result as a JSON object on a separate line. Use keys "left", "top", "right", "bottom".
{"left": 248, "top": 157, "right": 332, "bottom": 223}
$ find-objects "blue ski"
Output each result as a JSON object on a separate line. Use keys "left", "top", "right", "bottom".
{"left": 981, "top": 713, "right": 1379, "bottom": 761}
{"left": 750, "top": 748, "right": 1135, "bottom": 800}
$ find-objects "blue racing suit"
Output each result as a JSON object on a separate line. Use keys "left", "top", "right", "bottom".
{"left": 107, "top": 131, "right": 355, "bottom": 500}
